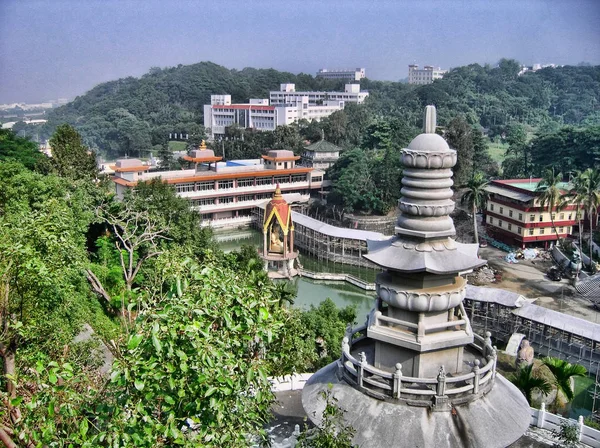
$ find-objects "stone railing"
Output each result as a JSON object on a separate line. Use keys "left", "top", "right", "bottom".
{"left": 340, "top": 326, "right": 497, "bottom": 409}
{"left": 370, "top": 309, "right": 471, "bottom": 344}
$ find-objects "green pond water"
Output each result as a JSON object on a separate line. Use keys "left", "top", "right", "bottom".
{"left": 215, "top": 228, "right": 377, "bottom": 319}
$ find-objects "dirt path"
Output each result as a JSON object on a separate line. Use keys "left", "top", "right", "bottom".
{"left": 476, "top": 246, "right": 600, "bottom": 324}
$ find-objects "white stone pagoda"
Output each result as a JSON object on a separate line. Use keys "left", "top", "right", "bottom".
{"left": 302, "top": 106, "right": 531, "bottom": 447}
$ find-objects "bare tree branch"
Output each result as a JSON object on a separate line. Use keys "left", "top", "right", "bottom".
{"left": 85, "top": 269, "right": 113, "bottom": 304}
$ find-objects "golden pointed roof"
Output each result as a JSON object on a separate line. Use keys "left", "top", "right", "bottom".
{"left": 263, "top": 184, "right": 293, "bottom": 234}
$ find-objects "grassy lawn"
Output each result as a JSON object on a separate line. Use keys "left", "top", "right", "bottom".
{"left": 168, "top": 141, "right": 187, "bottom": 151}
{"left": 488, "top": 139, "right": 508, "bottom": 164}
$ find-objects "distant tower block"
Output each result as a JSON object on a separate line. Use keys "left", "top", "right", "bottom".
{"left": 302, "top": 106, "right": 531, "bottom": 448}
{"left": 260, "top": 185, "right": 298, "bottom": 278}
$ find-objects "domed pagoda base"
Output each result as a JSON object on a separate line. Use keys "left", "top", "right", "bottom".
{"left": 302, "top": 362, "right": 530, "bottom": 448}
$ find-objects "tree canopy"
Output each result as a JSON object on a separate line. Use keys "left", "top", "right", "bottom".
{"left": 39, "top": 61, "right": 600, "bottom": 159}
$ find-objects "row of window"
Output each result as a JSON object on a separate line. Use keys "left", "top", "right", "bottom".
{"left": 489, "top": 203, "right": 575, "bottom": 222}
{"left": 175, "top": 176, "right": 308, "bottom": 193}
{"left": 488, "top": 216, "right": 570, "bottom": 235}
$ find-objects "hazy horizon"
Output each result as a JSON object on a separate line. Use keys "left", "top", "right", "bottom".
{"left": 1, "top": 0, "right": 599, "bottom": 104}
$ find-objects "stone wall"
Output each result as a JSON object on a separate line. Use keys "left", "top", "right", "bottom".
{"left": 343, "top": 213, "right": 397, "bottom": 236}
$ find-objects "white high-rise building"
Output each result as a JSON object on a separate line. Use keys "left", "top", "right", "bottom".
{"left": 269, "top": 83, "right": 368, "bottom": 106}
{"left": 408, "top": 65, "right": 447, "bottom": 85}
{"left": 204, "top": 84, "right": 368, "bottom": 140}
{"left": 316, "top": 68, "right": 365, "bottom": 81}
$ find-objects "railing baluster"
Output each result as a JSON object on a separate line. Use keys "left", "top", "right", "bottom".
{"left": 393, "top": 363, "right": 403, "bottom": 399}
{"left": 357, "top": 352, "right": 367, "bottom": 388}
{"left": 472, "top": 359, "right": 481, "bottom": 394}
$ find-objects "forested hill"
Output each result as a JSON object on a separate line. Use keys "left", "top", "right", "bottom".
{"left": 41, "top": 62, "right": 346, "bottom": 155}
{"left": 41, "top": 59, "right": 600, "bottom": 157}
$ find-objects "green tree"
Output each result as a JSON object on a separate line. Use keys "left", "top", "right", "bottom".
{"left": 0, "top": 129, "right": 44, "bottom": 170}
{"left": 535, "top": 168, "right": 568, "bottom": 243}
{"left": 509, "top": 364, "right": 552, "bottom": 405}
{"left": 298, "top": 298, "right": 356, "bottom": 370}
{"left": 157, "top": 142, "right": 175, "bottom": 170}
{"left": 328, "top": 149, "right": 381, "bottom": 214}
{"left": 127, "top": 179, "right": 214, "bottom": 256}
{"left": 273, "top": 125, "right": 302, "bottom": 152}
{"left": 0, "top": 164, "right": 93, "bottom": 442}
{"left": 471, "top": 126, "right": 497, "bottom": 176}
{"left": 568, "top": 170, "right": 590, "bottom": 252}
{"left": 460, "top": 172, "right": 489, "bottom": 245}
{"left": 542, "top": 357, "right": 587, "bottom": 407}
{"left": 572, "top": 168, "right": 600, "bottom": 268}
{"left": 86, "top": 197, "right": 171, "bottom": 311}
{"left": 443, "top": 117, "right": 474, "bottom": 186}
{"left": 502, "top": 124, "right": 530, "bottom": 178}
{"left": 49, "top": 124, "right": 98, "bottom": 180}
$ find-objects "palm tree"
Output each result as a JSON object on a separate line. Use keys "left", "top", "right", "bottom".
{"left": 460, "top": 172, "right": 489, "bottom": 245}
{"left": 569, "top": 170, "right": 587, "bottom": 253}
{"left": 542, "top": 357, "right": 587, "bottom": 408}
{"left": 536, "top": 168, "right": 568, "bottom": 245}
{"left": 576, "top": 169, "right": 600, "bottom": 269}
{"left": 509, "top": 363, "right": 552, "bottom": 405}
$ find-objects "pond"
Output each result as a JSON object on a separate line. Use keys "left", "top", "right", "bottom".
{"left": 215, "top": 228, "right": 377, "bottom": 320}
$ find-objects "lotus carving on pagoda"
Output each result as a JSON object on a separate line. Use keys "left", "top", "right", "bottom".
{"left": 401, "top": 149, "right": 457, "bottom": 169}
{"left": 376, "top": 283, "right": 467, "bottom": 312}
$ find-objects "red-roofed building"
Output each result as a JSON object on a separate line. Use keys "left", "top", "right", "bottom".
{"left": 483, "top": 179, "right": 583, "bottom": 249}
{"left": 110, "top": 150, "right": 324, "bottom": 229}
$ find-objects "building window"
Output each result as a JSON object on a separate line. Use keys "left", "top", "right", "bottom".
{"left": 220, "top": 196, "right": 234, "bottom": 204}
{"left": 530, "top": 214, "right": 535, "bottom": 222}
{"left": 518, "top": 227, "right": 522, "bottom": 234}
{"left": 237, "top": 194, "right": 254, "bottom": 202}
{"left": 509, "top": 210, "right": 513, "bottom": 218}
{"left": 499, "top": 207, "right": 504, "bottom": 214}
{"left": 498, "top": 220, "right": 503, "bottom": 227}
{"left": 490, "top": 204, "right": 494, "bottom": 212}
{"left": 256, "top": 177, "right": 272, "bottom": 186}
{"left": 559, "top": 227, "right": 564, "bottom": 233}
{"left": 568, "top": 213, "right": 572, "bottom": 220}
{"left": 237, "top": 178, "right": 254, "bottom": 188}
{"left": 488, "top": 217, "right": 493, "bottom": 224}
{"left": 551, "top": 213, "right": 556, "bottom": 221}
{"left": 519, "top": 213, "right": 523, "bottom": 221}
{"left": 539, "top": 215, "right": 544, "bottom": 222}
{"left": 219, "top": 180, "right": 234, "bottom": 190}
{"left": 292, "top": 174, "right": 306, "bottom": 182}
{"left": 197, "top": 181, "right": 214, "bottom": 191}
{"left": 529, "top": 228, "right": 534, "bottom": 235}
{"left": 508, "top": 223, "right": 512, "bottom": 231}
{"left": 312, "top": 176, "right": 323, "bottom": 183}
{"left": 176, "top": 182, "right": 195, "bottom": 193}
{"left": 559, "top": 213, "right": 564, "bottom": 220}
{"left": 539, "top": 228, "right": 545, "bottom": 235}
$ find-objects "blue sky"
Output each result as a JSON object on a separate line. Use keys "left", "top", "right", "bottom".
{"left": 0, "top": 0, "right": 598, "bottom": 103}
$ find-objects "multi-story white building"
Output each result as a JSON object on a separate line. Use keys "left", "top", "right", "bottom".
{"left": 269, "top": 83, "right": 368, "bottom": 106}
{"left": 408, "top": 65, "right": 447, "bottom": 85}
{"left": 110, "top": 146, "right": 324, "bottom": 228}
{"left": 204, "top": 84, "right": 368, "bottom": 140}
{"left": 316, "top": 68, "right": 366, "bottom": 81}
